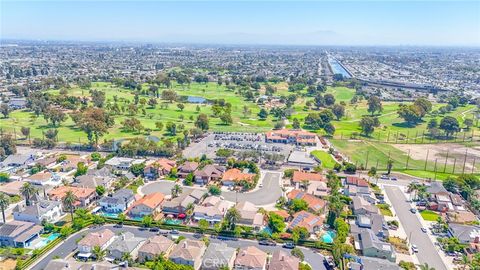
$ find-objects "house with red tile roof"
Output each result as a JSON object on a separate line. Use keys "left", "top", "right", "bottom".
{"left": 234, "top": 246, "right": 268, "bottom": 270}
{"left": 287, "top": 189, "right": 327, "bottom": 213}
{"left": 292, "top": 171, "right": 324, "bottom": 183}
{"left": 221, "top": 168, "right": 256, "bottom": 186}
{"left": 127, "top": 192, "right": 165, "bottom": 218}
{"left": 144, "top": 158, "right": 176, "bottom": 180}
{"left": 288, "top": 211, "right": 324, "bottom": 233}
{"left": 48, "top": 186, "right": 96, "bottom": 208}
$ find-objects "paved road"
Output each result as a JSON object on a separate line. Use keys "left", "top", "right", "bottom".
{"left": 30, "top": 224, "right": 326, "bottom": 270}
{"left": 140, "top": 171, "right": 283, "bottom": 205}
{"left": 384, "top": 186, "right": 447, "bottom": 270}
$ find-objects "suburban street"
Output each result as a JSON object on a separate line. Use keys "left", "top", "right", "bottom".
{"left": 30, "top": 224, "right": 326, "bottom": 270}
{"left": 140, "top": 171, "right": 283, "bottom": 206}
{"left": 384, "top": 186, "right": 447, "bottom": 270}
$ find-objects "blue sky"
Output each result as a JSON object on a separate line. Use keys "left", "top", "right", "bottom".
{"left": 1, "top": 1, "right": 479, "bottom": 46}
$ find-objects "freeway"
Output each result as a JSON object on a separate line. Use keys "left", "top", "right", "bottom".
{"left": 384, "top": 186, "right": 447, "bottom": 270}
{"left": 140, "top": 171, "right": 283, "bottom": 206}
{"left": 30, "top": 224, "right": 326, "bottom": 270}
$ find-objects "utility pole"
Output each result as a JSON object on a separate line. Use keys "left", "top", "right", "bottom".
{"left": 462, "top": 149, "right": 468, "bottom": 174}
{"left": 443, "top": 150, "right": 449, "bottom": 173}
{"left": 472, "top": 158, "right": 476, "bottom": 174}
{"left": 424, "top": 149, "right": 429, "bottom": 171}
{"left": 453, "top": 158, "right": 457, "bottom": 174}
{"left": 433, "top": 159, "right": 438, "bottom": 181}
{"left": 365, "top": 151, "right": 369, "bottom": 169}
{"left": 405, "top": 149, "right": 410, "bottom": 170}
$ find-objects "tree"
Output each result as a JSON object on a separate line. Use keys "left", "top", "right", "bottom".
{"left": 171, "top": 184, "right": 182, "bottom": 198}
{"left": 367, "top": 96, "right": 383, "bottom": 115}
{"left": 198, "top": 219, "right": 209, "bottom": 232}
{"left": 268, "top": 212, "right": 286, "bottom": 233}
{"left": 386, "top": 159, "right": 394, "bottom": 175}
{"left": 0, "top": 104, "right": 11, "bottom": 118}
{"left": 184, "top": 173, "right": 194, "bottom": 186}
{"left": 95, "top": 185, "right": 106, "bottom": 196}
{"left": 155, "top": 121, "right": 164, "bottom": 131}
{"left": 292, "top": 118, "right": 301, "bottom": 129}
{"left": 291, "top": 226, "right": 309, "bottom": 243}
{"left": 331, "top": 104, "right": 345, "bottom": 120}
{"left": 242, "top": 105, "right": 251, "bottom": 118}
{"left": 122, "top": 117, "right": 144, "bottom": 133}
{"left": 130, "top": 162, "right": 145, "bottom": 177}
{"left": 258, "top": 108, "right": 268, "bottom": 119}
{"left": 0, "top": 134, "right": 16, "bottom": 157}
{"left": 195, "top": 113, "right": 209, "bottom": 131}
{"left": 44, "top": 108, "right": 66, "bottom": 127}
{"left": 314, "top": 94, "right": 325, "bottom": 109}
{"left": 289, "top": 199, "right": 308, "bottom": 212}
{"left": 324, "top": 94, "right": 336, "bottom": 106}
{"left": 20, "top": 127, "right": 30, "bottom": 139}
{"left": 225, "top": 207, "right": 241, "bottom": 230}
{"left": 74, "top": 162, "right": 88, "bottom": 177}
{"left": 208, "top": 185, "right": 221, "bottom": 196}
{"left": 117, "top": 213, "right": 126, "bottom": 225}
{"left": 165, "top": 122, "right": 177, "bottom": 135}
{"left": 443, "top": 177, "right": 458, "bottom": 192}
{"left": 418, "top": 263, "right": 435, "bottom": 270}
{"left": 359, "top": 116, "right": 380, "bottom": 136}
{"left": 92, "top": 246, "right": 106, "bottom": 261}
{"left": 71, "top": 107, "right": 114, "bottom": 145}
{"left": 177, "top": 103, "right": 185, "bottom": 111}
{"left": 291, "top": 247, "right": 305, "bottom": 261}
{"left": 161, "top": 89, "right": 177, "bottom": 102}
{"left": 0, "top": 172, "right": 9, "bottom": 182}
{"left": 90, "top": 89, "right": 106, "bottom": 108}
{"left": 464, "top": 119, "right": 474, "bottom": 129}
{"left": 220, "top": 112, "right": 233, "bottom": 125}
{"left": 440, "top": 116, "right": 459, "bottom": 137}
{"left": 142, "top": 215, "right": 153, "bottom": 228}
{"left": 0, "top": 193, "right": 10, "bottom": 223}
{"left": 63, "top": 190, "right": 78, "bottom": 222}
{"left": 323, "top": 123, "right": 335, "bottom": 136}
{"left": 20, "top": 182, "right": 37, "bottom": 206}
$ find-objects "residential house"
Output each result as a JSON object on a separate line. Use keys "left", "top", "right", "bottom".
{"left": 57, "top": 155, "right": 88, "bottom": 173}
{"left": 193, "top": 196, "right": 231, "bottom": 224}
{"left": 143, "top": 158, "right": 176, "bottom": 180}
{"left": 127, "top": 192, "right": 164, "bottom": 218}
{"left": 177, "top": 161, "right": 199, "bottom": 179}
{"left": 107, "top": 232, "right": 145, "bottom": 261}
{"left": 351, "top": 196, "right": 379, "bottom": 215}
{"left": 355, "top": 229, "right": 396, "bottom": 262}
{"left": 447, "top": 210, "right": 478, "bottom": 224}
{"left": 73, "top": 174, "right": 115, "bottom": 190}
{"left": 104, "top": 157, "right": 145, "bottom": 171}
{"left": 306, "top": 181, "right": 330, "bottom": 198}
{"left": 291, "top": 171, "right": 324, "bottom": 185}
{"left": 351, "top": 214, "right": 389, "bottom": 239}
{"left": 288, "top": 211, "right": 323, "bottom": 234}
{"left": 137, "top": 235, "right": 175, "bottom": 263}
{"left": 287, "top": 189, "right": 326, "bottom": 213}
{"left": 99, "top": 189, "right": 135, "bottom": 213}
{"left": 0, "top": 220, "right": 43, "bottom": 247}
{"left": 221, "top": 168, "right": 256, "bottom": 187}
{"left": 48, "top": 186, "right": 96, "bottom": 208}
{"left": 168, "top": 239, "right": 206, "bottom": 270}
{"left": 265, "top": 129, "right": 317, "bottom": 146}
{"left": 348, "top": 256, "right": 401, "bottom": 270}
{"left": 162, "top": 189, "right": 205, "bottom": 217}
{"left": 235, "top": 201, "right": 264, "bottom": 230}
{"left": 269, "top": 250, "right": 299, "bottom": 270}
{"left": 202, "top": 242, "right": 237, "bottom": 270}
{"left": 194, "top": 164, "right": 224, "bottom": 185}
{"left": 344, "top": 177, "right": 370, "bottom": 196}
{"left": 0, "top": 180, "right": 27, "bottom": 196}
{"left": 0, "top": 154, "right": 34, "bottom": 168}
{"left": 44, "top": 259, "right": 143, "bottom": 270}
{"left": 448, "top": 223, "right": 480, "bottom": 244}
{"left": 13, "top": 199, "right": 63, "bottom": 224}
{"left": 25, "top": 171, "right": 61, "bottom": 186}
{"left": 77, "top": 229, "right": 116, "bottom": 259}
{"left": 7, "top": 98, "right": 27, "bottom": 109}
{"left": 234, "top": 246, "right": 268, "bottom": 270}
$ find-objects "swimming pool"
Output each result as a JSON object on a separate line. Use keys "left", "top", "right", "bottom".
{"left": 34, "top": 233, "right": 60, "bottom": 249}
{"left": 163, "top": 219, "right": 182, "bottom": 225}
{"left": 100, "top": 212, "right": 119, "bottom": 218}
{"left": 321, "top": 231, "right": 336, "bottom": 244}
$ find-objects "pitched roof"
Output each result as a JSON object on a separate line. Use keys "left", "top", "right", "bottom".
{"left": 269, "top": 250, "right": 300, "bottom": 270}
{"left": 48, "top": 186, "right": 96, "bottom": 201}
{"left": 178, "top": 161, "right": 199, "bottom": 172}
{"left": 138, "top": 235, "right": 174, "bottom": 256}
{"left": 78, "top": 229, "right": 115, "bottom": 248}
{"left": 14, "top": 199, "right": 61, "bottom": 217}
{"left": 346, "top": 176, "right": 369, "bottom": 187}
{"left": 108, "top": 232, "right": 145, "bottom": 253}
{"left": 292, "top": 171, "right": 324, "bottom": 182}
{"left": 202, "top": 243, "right": 236, "bottom": 267}
{"left": 287, "top": 189, "right": 326, "bottom": 212}
{"left": 168, "top": 239, "right": 206, "bottom": 261}
{"left": 222, "top": 168, "right": 255, "bottom": 183}
{"left": 128, "top": 192, "right": 164, "bottom": 211}
{"left": 288, "top": 210, "right": 323, "bottom": 233}
{"left": 235, "top": 246, "right": 268, "bottom": 268}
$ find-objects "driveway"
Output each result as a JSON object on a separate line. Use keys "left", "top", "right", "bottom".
{"left": 140, "top": 171, "right": 283, "bottom": 206}
{"left": 30, "top": 224, "right": 326, "bottom": 270}
{"left": 384, "top": 186, "right": 447, "bottom": 270}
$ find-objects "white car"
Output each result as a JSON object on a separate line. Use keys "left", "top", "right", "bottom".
{"left": 412, "top": 244, "right": 419, "bottom": 253}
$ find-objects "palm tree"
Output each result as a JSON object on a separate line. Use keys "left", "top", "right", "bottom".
{"left": 0, "top": 193, "right": 10, "bottom": 224}
{"left": 121, "top": 252, "right": 133, "bottom": 265}
{"left": 171, "top": 184, "right": 182, "bottom": 198}
{"left": 386, "top": 159, "right": 394, "bottom": 175}
{"left": 301, "top": 180, "right": 310, "bottom": 191}
{"left": 92, "top": 246, "right": 106, "bottom": 261}
{"left": 117, "top": 213, "right": 126, "bottom": 225}
{"left": 20, "top": 182, "right": 37, "bottom": 206}
{"left": 185, "top": 203, "right": 194, "bottom": 219}
{"left": 62, "top": 190, "right": 78, "bottom": 222}
{"left": 418, "top": 263, "right": 435, "bottom": 270}
{"left": 225, "top": 207, "right": 240, "bottom": 230}
{"left": 462, "top": 254, "right": 469, "bottom": 270}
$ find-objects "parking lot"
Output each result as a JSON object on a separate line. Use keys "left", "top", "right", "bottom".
{"left": 183, "top": 132, "right": 294, "bottom": 159}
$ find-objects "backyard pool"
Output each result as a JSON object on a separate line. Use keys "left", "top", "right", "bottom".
{"left": 163, "top": 219, "right": 182, "bottom": 225}
{"left": 321, "top": 231, "right": 336, "bottom": 243}
{"left": 34, "top": 233, "right": 60, "bottom": 249}
{"left": 100, "top": 212, "right": 119, "bottom": 218}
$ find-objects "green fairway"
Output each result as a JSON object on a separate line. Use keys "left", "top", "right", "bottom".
{"left": 311, "top": 150, "right": 338, "bottom": 169}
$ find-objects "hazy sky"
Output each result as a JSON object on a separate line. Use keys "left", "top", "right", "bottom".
{"left": 1, "top": 1, "right": 479, "bottom": 46}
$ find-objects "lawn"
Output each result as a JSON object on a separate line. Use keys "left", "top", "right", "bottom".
{"left": 420, "top": 210, "right": 440, "bottom": 221}
{"left": 377, "top": 203, "right": 393, "bottom": 216}
{"left": 310, "top": 150, "right": 338, "bottom": 169}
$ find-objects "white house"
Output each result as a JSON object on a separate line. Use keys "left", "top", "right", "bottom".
{"left": 13, "top": 200, "right": 63, "bottom": 225}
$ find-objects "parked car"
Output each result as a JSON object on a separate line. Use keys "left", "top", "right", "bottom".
{"left": 259, "top": 239, "right": 277, "bottom": 246}
{"left": 412, "top": 244, "right": 419, "bottom": 253}
{"left": 380, "top": 175, "right": 389, "bottom": 180}
{"left": 282, "top": 242, "right": 295, "bottom": 249}
{"left": 193, "top": 233, "right": 203, "bottom": 239}
{"left": 390, "top": 177, "right": 397, "bottom": 181}
{"left": 157, "top": 229, "right": 169, "bottom": 235}
{"left": 410, "top": 208, "right": 417, "bottom": 213}
{"left": 323, "top": 256, "right": 335, "bottom": 269}
{"left": 170, "top": 229, "right": 179, "bottom": 234}
{"left": 149, "top": 227, "right": 159, "bottom": 232}
{"left": 421, "top": 228, "right": 427, "bottom": 233}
